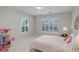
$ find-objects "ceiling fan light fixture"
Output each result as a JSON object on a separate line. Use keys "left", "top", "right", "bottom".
{"left": 36, "top": 6, "right": 43, "bottom": 10}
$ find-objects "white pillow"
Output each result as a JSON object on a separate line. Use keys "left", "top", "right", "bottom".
{"left": 70, "top": 29, "right": 78, "bottom": 40}
{"left": 68, "top": 30, "right": 78, "bottom": 45}
{"left": 71, "top": 30, "right": 78, "bottom": 36}
{"left": 71, "top": 34, "right": 79, "bottom": 49}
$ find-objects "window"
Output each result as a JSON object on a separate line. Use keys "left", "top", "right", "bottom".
{"left": 21, "top": 17, "right": 28, "bottom": 32}
{"left": 42, "top": 18, "right": 58, "bottom": 32}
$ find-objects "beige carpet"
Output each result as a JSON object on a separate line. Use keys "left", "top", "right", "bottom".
{"left": 9, "top": 35, "right": 39, "bottom": 52}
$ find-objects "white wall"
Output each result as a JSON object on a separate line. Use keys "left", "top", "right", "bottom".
{"left": 34, "top": 12, "right": 72, "bottom": 36}
{"left": 0, "top": 7, "right": 74, "bottom": 38}
{"left": 72, "top": 7, "right": 79, "bottom": 31}
{"left": 0, "top": 7, "right": 34, "bottom": 39}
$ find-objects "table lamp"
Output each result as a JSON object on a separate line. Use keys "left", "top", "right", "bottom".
{"left": 61, "top": 27, "right": 68, "bottom": 37}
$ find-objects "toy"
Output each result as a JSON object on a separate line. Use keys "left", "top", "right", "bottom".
{"left": 0, "top": 28, "right": 15, "bottom": 52}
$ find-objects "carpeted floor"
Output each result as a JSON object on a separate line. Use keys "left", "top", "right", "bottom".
{"left": 9, "top": 35, "right": 39, "bottom": 52}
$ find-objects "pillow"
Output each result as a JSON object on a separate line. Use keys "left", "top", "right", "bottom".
{"left": 71, "top": 34, "right": 79, "bottom": 49}
{"left": 70, "top": 30, "right": 78, "bottom": 41}
{"left": 65, "top": 36, "right": 72, "bottom": 43}
{"left": 64, "top": 36, "right": 69, "bottom": 41}
{"left": 70, "top": 30, "right": 78, "bottom": 37}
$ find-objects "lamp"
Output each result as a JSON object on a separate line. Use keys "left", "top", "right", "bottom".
{"left": 62, "top": 27, "right": 68, "bottom": 34}
{"left": 61, "top": 27, "right": 68, "bottom": 37}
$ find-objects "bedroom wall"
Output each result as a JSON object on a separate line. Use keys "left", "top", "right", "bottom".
{"left": 72, "top": 7, "right": 79, "bottom": 31}
{"left": 0, "top": 7, "right": 74, "bottom": 38}
{"left": 0, "top": 7, "right": 34, "bottom": 39}
{"left": 34, "top": 12, "right": 72, "bottom": 36}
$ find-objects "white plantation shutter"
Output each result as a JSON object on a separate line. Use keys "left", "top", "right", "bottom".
{"left": 42, "top": 18, "right": 59, "bottom": 32}
{"left": 21, "top": 17, "right": 28, "bottom": 32}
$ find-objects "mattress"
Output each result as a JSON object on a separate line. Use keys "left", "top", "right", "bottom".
{"left": 31, "top": 35, "right": 79, "bottom": 52}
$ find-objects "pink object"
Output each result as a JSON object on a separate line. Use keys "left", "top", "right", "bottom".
{"left": 0, "top": 28, "right": 11, "bottom": 33}
{"left": 0, "top": 34, "right": 3, "bottom": 37}
{"left": 0, "top": 28, "right": 15, "bottom": 52}
{"left": 0, "top": 28, "right": 11, "bottom": 31}
{"left": 64, "top": 36, "right": 69, "bottom": 41}
{"left": 11, "top": 37, "right": 15, "bottom": 42}
{"left": 65, "top": 36, "right": 72, "bottom": 43}
{"left": 1, "top": 47, "right": 9, "bottom": 52}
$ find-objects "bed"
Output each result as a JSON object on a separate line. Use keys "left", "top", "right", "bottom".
{"left": 31, "top": 35, "right": 79, "bottom": 52}
{"left": 31, "top": 16, "right": 79, "bottom": 52}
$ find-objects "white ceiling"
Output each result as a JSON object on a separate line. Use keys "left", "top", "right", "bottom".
{"left": 8, "top": 6, "right": 73, "bottom": 16}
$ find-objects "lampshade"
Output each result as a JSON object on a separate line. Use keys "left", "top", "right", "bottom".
{"left": 62, "top": 27, "right": 68, "bottom": 33}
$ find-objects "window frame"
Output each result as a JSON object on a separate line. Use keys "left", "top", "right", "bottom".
{"left": 41, "top": 18, "right": 59, "bottom": 33}
{"left": 21, "top": 17, "right": 29, "bottom": 32}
